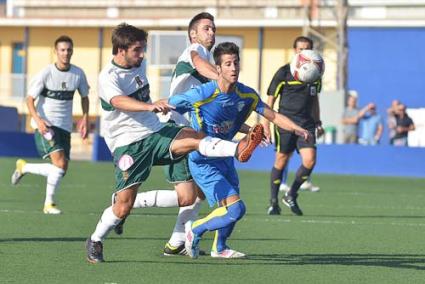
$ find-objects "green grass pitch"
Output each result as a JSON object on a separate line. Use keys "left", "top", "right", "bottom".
{"left": 1, "top": 157, "right": 425, "bottom": 283}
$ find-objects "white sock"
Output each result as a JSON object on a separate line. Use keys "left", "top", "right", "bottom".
{"left": 91, "top": 206, "right": 123, "bottom": 242}
{"left": 168, "top": 197, "right": 203, "bottom": 247}
{"left": 133, "top": 190, "right": 179, "bottom": 208}
{"left": 44, "top": 166, "right": 65, "bottom": 205}
{"left": 198, "top": 136, "right": 238, "bottom": 157}
{"left": 23, "top": 163, "right": 54, "bottom": 177}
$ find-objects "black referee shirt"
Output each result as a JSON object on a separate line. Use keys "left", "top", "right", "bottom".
{"left": 267, "top": 64, "right": 321, "bottom": 128}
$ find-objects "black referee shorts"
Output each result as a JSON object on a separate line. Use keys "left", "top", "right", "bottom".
{"left": 274, "top": 126, "right": 316, "bottom": 154}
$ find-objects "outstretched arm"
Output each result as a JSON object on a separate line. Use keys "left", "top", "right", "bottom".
{"left": 262, "top": 105, "right": 311, "bottom": 141}
{"left": 111, "top": 96, "right": 174, "bottom": 113}
{"left": 262, "top": 95, "right": 277, "bottom": 142}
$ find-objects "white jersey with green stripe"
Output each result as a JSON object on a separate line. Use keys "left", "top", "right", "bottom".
{"left": 169, "top": 43, "right": 211, "bottom": 97}
{"left": 163, "top": 43, "right": 211, "bottom": 125}
{"left": 28, "top": 63, "right": 89, "bottom": 133}
{"left": 98, "top": 60, "right": 164, "bottom": 152}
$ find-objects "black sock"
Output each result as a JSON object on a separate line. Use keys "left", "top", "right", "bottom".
{"left": 287, "top": 165, "right": 313, "bottom": 197}
{"left": 270, "top": 167, "right": 284, "bottom": 206}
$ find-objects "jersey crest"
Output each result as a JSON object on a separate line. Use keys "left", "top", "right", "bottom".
{"left": 310, "top": 85, "right": 317, "bottom": 96}
{"left": 237, "top": 101, "right": 245, "bottom": 112}
{"left": 135, "top": 75, "right": 144, "bottom": 88}
{"left": 130, "top": 84, "right": 151, "bottom": 103}
{"left": 212, "top": 120, "right": 234, "bottom": 134}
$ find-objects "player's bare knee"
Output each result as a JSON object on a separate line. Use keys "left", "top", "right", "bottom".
{"left": 177, "top": 191, "right": 196, "bottom": 206}
{"left": 113, "top": 203, "right": 132, "bottom": 218}
{"left": 275, "top": 153, "right": 290, "bottom": 169}
{"left": 303, "top": 159, "right": 316, "bottom": 169}
{"left": 171, "top": 128, "right": 205, "bottom": 155}
{"left": 52, "top": 158, "right": 68, "bottom": 172}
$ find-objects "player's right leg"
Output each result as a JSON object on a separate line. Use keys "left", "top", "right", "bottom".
{"left": 164, "top": 184, "right": 206, "bottom": 256}
{"left": 11, "top": 159, "right": 27, "bottom": 185}
{"left": 170, "top": 124, "right": 263, "bottom": 163}
{"left": 44, "top": 150, "right": 68, "bottom": 214}
{"left": 87, "top": 138, "right": 154, "bottom": 263}
{"left": 11, "top": 127, "right": 68, "bottom": 214}
{"left": 279, "top": 165, "right": 290, "bottom": 192}
{"left": 284, "top": 147, "right": 316, "bottom": 216}
{"left": 268, "top": 152, "right": 290, "bottom": 215}
{"left": 186, "top": 196, "right": 246, "bottom": 259}
{"left": 268, "top": 129, "right": 295, "bottom": 215}
{"left": 87, "top": 185, "right": 138, "bottom": 263}
{"left": 185, "top": 160, "right": 246, "bottom": 259}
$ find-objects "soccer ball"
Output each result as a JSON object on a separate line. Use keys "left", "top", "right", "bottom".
{"left": 290, "top": 49, "right": 325, "bottom": 83}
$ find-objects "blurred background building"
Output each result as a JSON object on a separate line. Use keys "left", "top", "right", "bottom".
{"left": 0, "top": 0, "right": 424, "bottom": 162}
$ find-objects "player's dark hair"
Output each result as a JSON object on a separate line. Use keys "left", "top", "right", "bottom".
{"left": 54, "top": 35, "right": 73, "bottom": 48}
{"left": 188, "top": 12, "right": 215, "bottom": 41}
{"left": 293, "top": 36, "right": 313, "bottom": 49}
{"left": 213, "top": 42, "right": 240, "bottom": 65}
{"left": 112, "top": 23, "right": 148, "bottom": 55}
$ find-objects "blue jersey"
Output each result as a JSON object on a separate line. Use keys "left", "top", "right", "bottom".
{"left": 169, "top": 80, "right": 266, "bottom": 162}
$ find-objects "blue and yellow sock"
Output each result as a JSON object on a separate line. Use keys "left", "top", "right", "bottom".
{"left": 192, "top": 199, "right": 246, "bottom": 237}
{"left": 212, "top": 222, "right": 236, "bottom": 252}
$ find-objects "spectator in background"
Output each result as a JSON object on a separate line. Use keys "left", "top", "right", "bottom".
{"left": 387, "top": 99, "right": 400, "bottom": 145}
{"left": 393, "top": 103, "right": 415, "bottom": 146}
{"left": 358, "top": 103, "right": 383, "bottom": 145}
{"left": 341, "top": 91, "right": 370, "bottom": 144}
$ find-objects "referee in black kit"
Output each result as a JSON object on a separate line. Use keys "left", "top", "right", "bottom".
{"left": 263, "top": 36, "right": 324, "bottom": 216}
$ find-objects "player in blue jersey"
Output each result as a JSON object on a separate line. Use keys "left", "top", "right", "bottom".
{"left": 168, "top": 42, "right": 311, "bottom": 258}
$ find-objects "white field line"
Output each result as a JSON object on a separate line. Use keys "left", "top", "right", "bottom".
{"left": 2, "top": 208, "right": 425, "bottom": 228}
{"left": 0, "top": 183, "right": 87, "bottom": 189}
{"left": 309, "top": 203, "right": 425, "bottom": 211}
{"left": 262, "top": 217, "right": 425, "bottom": 228}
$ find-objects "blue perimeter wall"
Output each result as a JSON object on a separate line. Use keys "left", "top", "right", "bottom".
{"left": 348, "top": 27, "right": 425, "bottom": 145}
{"left": 1, "top": 130, "right": 424, "bottom": 178}
{"left": 0, "top": 132, "right": 38, "bottom": 157}
{"left": 237, "top": 144, "right": 425, "bottom": 178}
{"left": 91, "top": 135, "right": 425, "bottom": 178}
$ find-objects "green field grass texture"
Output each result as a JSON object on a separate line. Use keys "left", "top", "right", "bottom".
{"left": 1, "top": 157, "right": 425, "bottom": 283}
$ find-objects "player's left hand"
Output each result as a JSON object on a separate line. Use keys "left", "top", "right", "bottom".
{"left": 259, "top": 123, "right": 270, "bottom": 147}
{"left": 151, "top": 99, "right": 175, "bottom": 114}
{"left": 77, "top": 116, "right": 89, "bottom": 139}
{"left": 260, "top": 134, "right": 271, "bottom": 147}
{"left": 295, "top": 129, "right": 312, "bottom": 142}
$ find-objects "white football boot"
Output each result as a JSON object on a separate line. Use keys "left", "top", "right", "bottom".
{"left": 11, "top": 159, "right": 27, "bottom": 185}
{"left": 43, "top": 204, "right": 62, "bottom": 214}
{"left": 211, "top": 249, "right": 246, "bottom": 259}
{"left": 300, "top": 181, "right": 320, "bottom": 192}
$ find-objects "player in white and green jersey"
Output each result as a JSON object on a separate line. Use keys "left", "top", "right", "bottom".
{"left": 85, "top": 23, "right": 264, "bottom": 263}
{"left": 162, "top": 12, "right": 220, "bottom": 256}
{"left": 10, "top": 35, "right": 90, "bottom": 215}
{"left": 159, "top": 12, "right": 218, "bottom": 127}
{"left": 120, "top": 12, "right": 219, "bottom": 255}
{"left": 86, "top": 23, "right": 262, "bottom": 263}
